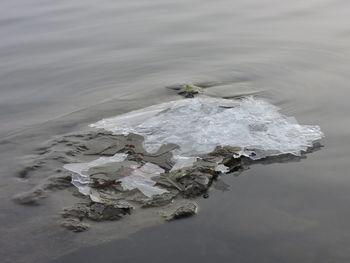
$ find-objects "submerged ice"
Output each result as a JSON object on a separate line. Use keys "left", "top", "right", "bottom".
{"left": 64, "top": 153, "right": 128, "bottom": 196}
{"left": 118, "top": 162, "right": 168, "bottom": 197}
{"left": 64, "top": 154, "right": 167, "bottom": 198}
{"left": 91, "top": 97, "right": 324, "bottom": 160}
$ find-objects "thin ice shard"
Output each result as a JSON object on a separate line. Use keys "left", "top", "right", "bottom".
{"left": 64, "top": 154, "right": 167, "bottom": 198}
{"left": 118, "top": 162, "right": 168, "bottom": 197}
{"left": 170, "top": 156, "right": 197, "bottom": 171}
{"left": 64, "top": 153, "right": 128, "bottom": 195}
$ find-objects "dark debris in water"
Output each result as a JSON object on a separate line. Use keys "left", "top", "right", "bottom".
{"left": 61, "top": 201, "right": 133, "bottom": 232}
{"left": 165, "top": 203, "right": 198, "bottom": 221}
{"left": 166, "top": 84, "right": 202, "bottom": 98}
{"left": 13, "top": 127, "right": 322, "bottom": 232}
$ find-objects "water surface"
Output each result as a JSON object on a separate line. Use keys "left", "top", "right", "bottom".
{"left": 1, "top": 0, "right": 350, "bottom": 262}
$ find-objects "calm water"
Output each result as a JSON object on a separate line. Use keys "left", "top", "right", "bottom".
{"left": 1, "top": 0, "right": 350, "bottom": 262}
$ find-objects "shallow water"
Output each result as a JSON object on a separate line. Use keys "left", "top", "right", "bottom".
{"left": 1, "top": 0, "right": 350, "bottom": 262}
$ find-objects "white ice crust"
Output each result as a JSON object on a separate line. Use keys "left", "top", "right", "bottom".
{"left": 91, "top": 97, "right": 324, "bottom": 160}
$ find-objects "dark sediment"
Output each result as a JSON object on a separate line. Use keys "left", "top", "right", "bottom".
{"left": 61, "top": 201, "right": 133, "bottom": 232}
{"left": 13, "top": 127, "right": 321, "bottom": 232}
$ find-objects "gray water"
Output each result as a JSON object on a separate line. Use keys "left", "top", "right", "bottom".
{"left": 1, "top": 0, "right": 350, "bottom": 262}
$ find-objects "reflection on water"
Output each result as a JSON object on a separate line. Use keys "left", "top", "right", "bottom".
{"left": 1, "top": 0, "right": 350, "bottom": 262}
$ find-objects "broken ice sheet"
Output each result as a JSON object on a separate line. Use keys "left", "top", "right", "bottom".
{"left": 64, "top": 154, "right": 167, "bottom": 199}
{"left": 64, "top": 153, "right": 128, "bottom": 196}
{"left": 170, "top": 156, "right": 198, "bottom": 171}
{"left": 91, "top": 97, "right": 324, "bottom": 160}
{"left": 118, "top": 162, "right": 168, "bottom": 197}
{"left": 65, "top": 96, "right": 324, "bottom": 199}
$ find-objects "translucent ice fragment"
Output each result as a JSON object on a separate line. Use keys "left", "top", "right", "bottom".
{"left": 215, "top": 164, "right": 230, "bottom": 174}
{"left": 170, "top": 156, "right": 197, "bottom": 171}
{"left": 64, "top": 153, "right": 128, "bottom": 196}
{"left": 118, "top": 162, "right": 167, "bottom": 197}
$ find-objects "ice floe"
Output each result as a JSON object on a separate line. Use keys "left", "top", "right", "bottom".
{"left": 65, "top": 97, "right": 324, "bottom": 198}
{"left": 91, "top": 97, "right": 324, "bottom": 160}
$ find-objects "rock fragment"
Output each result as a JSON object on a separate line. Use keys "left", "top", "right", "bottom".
{"left": 166, "top": 203, "right": 198, "bottom": 221}
{"left": 166, "top": 84, "right": 202, "bottom": 98}
{"left": 141, "top": 192, "right": 177, "bottom": 208}
{"left": 61, "top": 217, "right": 89, "bottom": 232}
{"left": 62, "top": 201, "right": 133, "bottom": 221}
{"left": 61, "top": 201, "right": 133, "bottom": 232}
{"left": 87, "top": 202, "right": 132, "bottom": 221}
